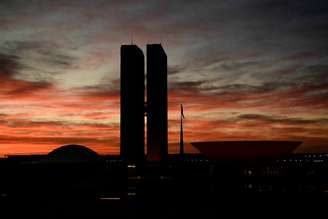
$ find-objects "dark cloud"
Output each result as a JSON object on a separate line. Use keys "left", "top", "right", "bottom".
{"left": 284, "top": 52, "right": 325, "bottom": 61}
{"left": 2, "top": 40, "right": 76, "bottom": 70}
{"left": 250, "top": 0, "right": 328, "bottom": 17}
{"left": 238, "top": 114, "right": 328, "bottom": 126}
{"left": 184, "top": 62, "right": 328, "bottom": 98}
{"left": 0, "top": 53, "right": 20, "bottom": 78}
{"left": 168, "top": 65, "right": 187, "bottom": 75}
{"left": 5, "top": 81, "right": 53, "bottom": 96}
{"left": 69, "top": 84, "right": 120, "bottom": 107}
{"left": 219, "top": 60, "right": 259, "bottom": 71}
{"left": 198, "top": 82, "right": 289, "bottom": 94}
{"left": 73, "top": 83, "right": 117, "bottom": 94}
{"left": 238, "top": 114, "right": 277, "bottom": 122}
{"left": 0, "top": 41, "right": 77, "bottom": 85}
{"left": 0, "top": 116, "right": 116, "bottom": 129}
{"left": 3, "top": 41, "right": 45, "bottom": 53}
{"left": 0, "top": 52, "right": 54, "bottom": 97}
{"left": 297, "top": 65, "right": 328, "bottom": 85}
{"left": 170, "top": 80, "right": 207, "bottom": 90}
{"left": 0, "top": 134, "right": 118, "bottom": 147}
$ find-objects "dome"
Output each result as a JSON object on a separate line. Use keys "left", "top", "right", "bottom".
{"left": 47, "top": 144, "right": 103, "bottom": 163}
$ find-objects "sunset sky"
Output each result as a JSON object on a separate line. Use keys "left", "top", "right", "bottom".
{"left": 0, "top": 0, "right": 327, "bottom": 156}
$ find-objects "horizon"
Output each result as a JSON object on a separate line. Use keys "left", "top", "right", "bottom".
{"left": 0, "top": 0, "right": 328, "bottom": 156}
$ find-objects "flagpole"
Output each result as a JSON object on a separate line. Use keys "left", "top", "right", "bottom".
{"left": 180, "top": 104, "right": 184, "bottom": 155}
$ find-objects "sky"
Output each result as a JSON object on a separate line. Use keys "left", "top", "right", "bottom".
{"left": 0, "top": 0, "right": 327, "bottom": 156}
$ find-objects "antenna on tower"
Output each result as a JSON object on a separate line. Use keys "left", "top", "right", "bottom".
{"left": 131, "top": 34, "right": 134, "bottom": 45}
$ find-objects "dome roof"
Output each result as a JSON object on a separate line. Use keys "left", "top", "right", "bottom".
{"left": 47, "top": 144, "right": 103, "bottom": 163}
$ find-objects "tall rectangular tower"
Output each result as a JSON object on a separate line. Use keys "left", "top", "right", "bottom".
{"left": 120, "top": 45, "right": 145, "bottom": 162}
{"left": 147, "top": 44, "right": 168, "bottom": 161}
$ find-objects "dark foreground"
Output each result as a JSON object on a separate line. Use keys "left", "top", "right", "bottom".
{"left": 1, "top": 193, "right": 327, "bottom": 218}
{"left": 1, "top": 152, "right": 328, "bottom": 218}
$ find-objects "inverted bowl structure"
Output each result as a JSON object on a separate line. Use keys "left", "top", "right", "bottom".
{"left": 191, "top": 141, "right": 302, "bottom": 159}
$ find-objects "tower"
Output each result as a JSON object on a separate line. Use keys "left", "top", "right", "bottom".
{"left": 146, "top": 44, "right": 168, "bottom": 161}
{"left": 120, "top": 45, "right": 145, "bottom": 163}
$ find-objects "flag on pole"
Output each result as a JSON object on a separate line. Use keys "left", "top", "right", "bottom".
{"left": 180, "top": 104, "right": 184, "bottom": 155}
{"left": 181, "top": 104, "right": 185, "bottom": 119}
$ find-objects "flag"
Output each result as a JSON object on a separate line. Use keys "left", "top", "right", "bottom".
{"left": 181, "top": 104, "right": 185, "bottom": 119}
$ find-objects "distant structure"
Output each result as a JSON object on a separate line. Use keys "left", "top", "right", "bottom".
{"left": 147, "top": 44, "right": 168, "bottom": 161}
{"left": 120, "top": 44, "right": 168, "bottom": 162}
{"left": 47, "top": 144, "right": 103, "bottom": 163}
{"left": 120, "top": 45, "right": 145, "bottom": 163}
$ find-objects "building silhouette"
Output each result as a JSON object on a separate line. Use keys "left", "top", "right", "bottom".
{"left": 120, "top": 44, "right": 168, "bottom": 162}
{"left": 120, "top": 45, "right": 145, "bottom": 163}
{"left": 146, "top": 44, "right": 168, "bottom": 161}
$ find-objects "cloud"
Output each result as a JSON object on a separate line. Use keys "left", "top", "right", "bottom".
{"left": 238, "top": 114, "right": 328, "bottom": 126}
{"left": 1, "top": 40, "right": 77, "bottom": 82}
{"left": 0, "top": 53, "right": 20, "bottom": 78}
{"left": 0, "top": 51, "right": 54, "bottom": 98}
{"left": 170, "top": 80, "right": 207, "bottom": 90}
{"left": 168, "top": 65, "right": 188, "bottom": 75}
{"left": 4, "top": 81, "right": 53, "bottom": 97}
{"left": 296, "top": 65, "right": 328, "bottom": 85}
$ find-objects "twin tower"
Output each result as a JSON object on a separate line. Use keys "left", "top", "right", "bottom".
{"left": 120, "top": 44, "right": 168, "bottom": 162}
